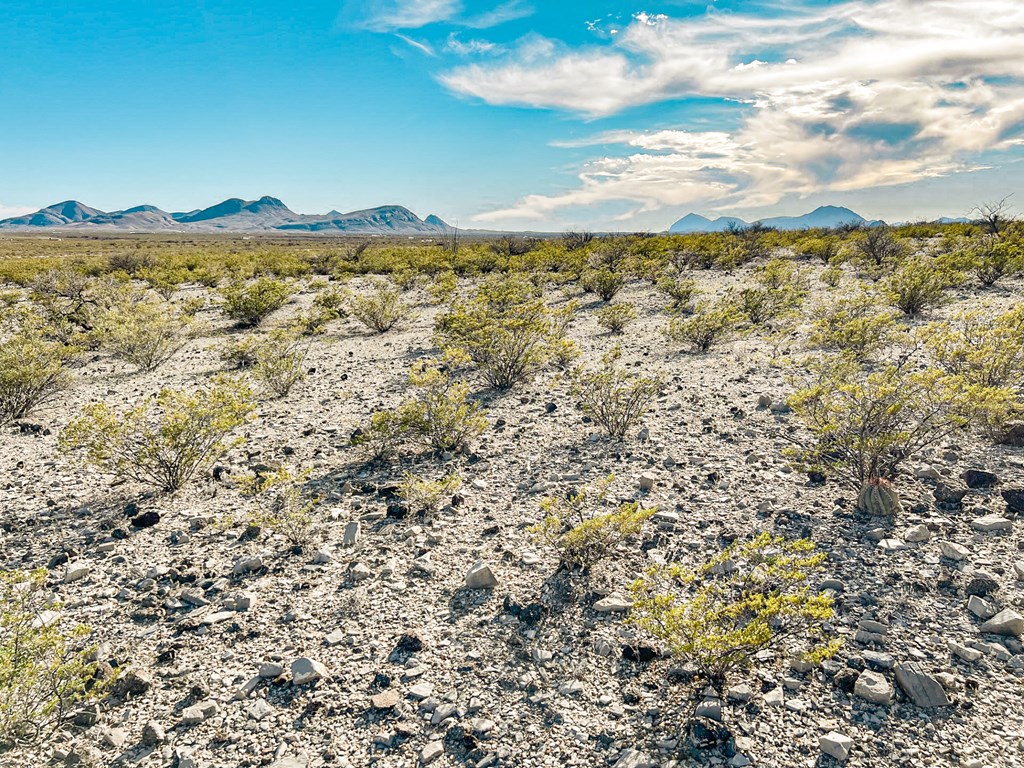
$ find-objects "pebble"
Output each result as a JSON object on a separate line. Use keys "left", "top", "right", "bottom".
{"left": 290, "top": 657, "right": 330, "bottom": 685}
{"left": 465, "top": 561, "right": 499, "bottom": 589}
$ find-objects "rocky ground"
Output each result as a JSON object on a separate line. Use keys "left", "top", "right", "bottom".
{"left": 2, "top": 262, "right": 1023, "bottom": 768}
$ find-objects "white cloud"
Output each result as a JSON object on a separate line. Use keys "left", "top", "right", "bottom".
{"left": 0, "top": 203, "right": 35, "bottom": 219}
{"left": 395, "top": 33, "right": 437, "bottom": 56}
{"left": 440, "top": 1, "right": 1024, "bottom": 223}
{"left": 445, "top": 33, "right": 499, "bottom": 56}
{"left": 352, "top": 0, "right": 531, "bottom": 32}
{"left": 461, "top": 1, "right": 532, "bottom": 29}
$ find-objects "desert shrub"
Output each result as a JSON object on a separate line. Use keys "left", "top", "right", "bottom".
{"left": 819, "top": 263, "right": 843, "bottom": 287}
{"left": 399, "top": 364, "right": 487, "bottom": 451}
{"left": 29, "top": 270, "right": 115, "bottom": 344}
{"left": 595, "top": 302, "right": 636, "bottom": 334}
{"left": 531, "top": 475, "right": 654, "bottom": 570}
{"left": 293, "top": 286, "right": 348, "bottom": 335}
{"left": 852, "top": 227, "right": 906, "bottom": 274}
{"left": 436, "top": 277, "right": 555, "bottom": 389}
{"left": 787, "top": 355, "right": 967, "bottom": 495}
{"left": 628, "top": 534, "right": 838, "bottom": 693}
{"left": 239, "top": 466, "right": 317, "bottom": 549}
{"left": 351, "top": 409, "right": 406, "bottom": 462}
{"left": 572, "top": 348, "right": 661, "bottom": 439}
{"left": 220, "top": 335, "right": 261, "bottom": 370}
{"left": 656, "top": 276, "right": 699, "bottom": 311}
{"left": 107, "top": 251, "right": 156, "bottom": 275}
{"left": 0, "top": 569, "right": 105, "bottom": 746}
{"left": 963, "top": 236, "right": 1022, "bottom": 287}
{"left": 796, "top": 236, "right": 842, "bottom": 264}
{"left": 0, "top": 323, "right": 75, "bottom": 426}
{"left": 582, "top": 268, "right": 625, "bottom": 301}
{"left": 60, "top": 376, "right": 254, "bottom": 492}
{"left": 427, "top": 270, "right": 458, "bottom": 305}
{"left": 250, "top": 330, "right": 309, "bottom": 398}
{"left": 665, "top": 299, "right": 740, "bottom": 353}
{"left": 738, "top": 258, "right": 808, "bottom": 326}
{"left": 882, "top": 258, "right": 954, "bottom": 316}
{"left": 807, "top": 293, "right": 901, "bottom": 359}
{"left": 349, "top": 278, "right": 414, "bottom": 333}
{"left": 397, "top": 472, "right": 462, "bottom": 516}
{"left": 562, "top": 230, "right": 594, "bottom": 252}
{"left": 549, "top": 338, "right": 581, "bottom": 369}
{"left": 220, "top": 277, "right": 292, "bottom": 327}
{"left": 95, "top": 294, "right": 194, "bottom": 372}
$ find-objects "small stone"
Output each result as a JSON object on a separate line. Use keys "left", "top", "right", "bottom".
{"left": 1001, "top": 488, "right": 1024, "bottom": 514}
{"left": 351, "top": 563, "right": 372, "bottom": 582}
{"left": 181, "top": 700, "right": 218, "bottom": 725}
{"left": 947, "top": 640, "right": 982, "bottom": 662}
{"left": 638, "top": 473, "right": 656, "bottom": 491}
{"left": 259, "top": 662, "right": 284, "bottom": 678}
{"left": 371, "top": 689, "right": 402, "bottom": 709}
{"left": 967, "top": 595, "right": 997, "bottom": 620}
{"left": 421, "top": 740, "right": 444, "bottom": 764}
{"left": 764, "top": 687, "right": 785, "bottom": 707}
{"left": 853, "top": 670, "right": 892, "bottom": 705}
{"left": 290, "top": 657, "right": 330, "bottom": 685}
{"left": 980, "top": 608, "right": 1024, "bottom": 637}
{"left": 962, "top": 469, "right": 999, "bottom": 488}
{"left": 100, "top": 727, "right": 127, "bottom": 748}
{"left": 971, "top": 514, "right": 1012, "bottom": 533}
{"left": 142, "top": 720, "right": 166, "bottom": 745}
{"left": 593, "top": 593, "right": 632, "bottom": 613}
{"left": 464, "top": 561, "right": 498, "bottom": 589}
{"left": 613, "top": 748, "right": 655, "bottom": 768}
{"left": 343, "top": 521, "right": 360, "bottom": 547}
{"left": 820, "top": 732, "right": 853, "bottom": 762}
{"left": 63, "top": 561, "right": 91, "bottom": 583}
{"left": 232, "top": 556, "right": 264, "bottom": 575}
{"left": 903, "top": 524, "right": 931, "bottom": 543}
{"left": 894, "top": 662, "right": 950, "bottom": 707}
{"left": 1015, "top": 561, "right": 1024, "bottom": 581}
{"left": 202, "top": 610, "right": 235, "bottom": 626}
{"left": 247, "top": 699, "right": 275, "bottom": 721}
{"left": 726, "top": 684, "right": 752, "bottom": 703}
{"left": 938, "top": 541, "right": 970, "bottom": 561}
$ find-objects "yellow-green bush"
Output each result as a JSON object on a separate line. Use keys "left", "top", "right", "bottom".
{"left": 397, "top": 472, "right": 462, "bottom": 516}
{"left": 594, "top": 302, "right": 636, "bottom": 334}
{"left": 656, "top": 276, "right": 699, "bottom": 311}
{"left": 0, "top": 568, "right": 106, "bottom": 746}
{"left": 239, "top": 465, "right": 317, "bottom": 549}
{"left": 60, "top": 376, "right": 254, "bottom": 492}
{"left": 220, "top": 277, "right": 292, "bottom": 327}
{"left": 250, "top": 329, "right": 309, "bottom": 398}
{"left": 531, "top": 474, "right": 654, "bottom": 570}
{"left": 0, "top": 320, "right": 75, "bottom": 426}
{"left": 572, "top": 348, "right": 661, "bottom": 439}
{"left": 628, "top": 534, "right": 838, "bottom": 688}
{"left": 882, "top": 258, "right": 955, "bottom": 316}
{"left": 807, "top": 293, "right": 901, "bottom": 359}
{"left": 665, "top": 299, "right": 740, "bottom": 353}
{"left": 95, "top": 293, "right": 194, "bottom": 372}
{"left": 348, "top": 278, "right": 414, "bottom": 333}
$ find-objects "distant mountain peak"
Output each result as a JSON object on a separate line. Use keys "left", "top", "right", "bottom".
{"left": 670, "top": 205, "right": 868, "bottom": 233}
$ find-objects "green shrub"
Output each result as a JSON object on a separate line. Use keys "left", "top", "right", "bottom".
{"left": 665, "top": 300, "right": 739, "bottom": 353}
{"left": 595, "top": 302, "right": 636, "bottom": 334}
{"left": 965, "top": 236, "right": 1022, "bottom": 286}
{"left": 0, "top": 323, "right": 75, "bottom": 427}
{"left": 807, "top": 293, "right": 901, "bottom": 359}
{"left": 427, "top": 270, "right": 458, "bottom": 305}
{"left": 95, "top": 294, "right": 194, "bottom": 372}
{"left": 628, "top": 534, "right": 838, "bottom": 691}
{"left": 436, "top": 277, "right": 555, "bottom": 389}
{"left": 852, "top": 227, "right": 906, "bottom": 274}
{"left": 0, "top": 568, "right": 105, "bottom": 746}
{"left": 29, "top": 270, "right": 114, "bottom": 345}
{"left": 787, "top": 355, "right": 967, "bottom": 488}
{"left": 819, "top": 263, "right": 843, "bottom": 287}
{"left": 220, "top": 277, "right": 292, "bottom": 326}
{"left": 250, "top": 330, "right": 309, "bottom": 398}
{"left": 531, "top": 474, "right": 654, "bottom": 570}
{"left": 349, "top": 278, "right": 414, "bottom": 333}
{"left": 738, "top": 258, "right": 807, "bottom": 326}
{"left": 351, "top": 409, "right": 406, "bottom": 462}
{"left": 796, "top": 236, "right": 842, "bottom": 264}
{"left": 572, "top": 348, "right": 661, "bottom": 439}
{"left": 582, "top": 268, "right": 625, "bottom": 301}
{"left": 239, "top": 466, "right": 316, "bottom": 549}
{"left": 883, "top": 258, "right": 954, "bottom": 316}
{"left": 60, "top": 376, "right": 254, "bottom": 492}
{"left": 399, "top": 364, "right": 488, "bottom": 452}
{"left": 656, "top": 276, "right": 699, "bottom": 311}
{"left": 397, "top": 472, "right": 462, "bottom": 516}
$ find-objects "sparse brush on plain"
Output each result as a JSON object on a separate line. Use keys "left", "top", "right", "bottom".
{"left": 220, "top": 277, "right": 292, "bottom": 327}
{"left": 964, "top": 236, "right": 1022, "bottom": 287}
{"left": 293, "top": 286, "right": 348, "bottom": 335}
{"left": 852, "top": 227, "right": 906, "bottom": 276}
{"left": 582, "top": 268, "right": 625, "bottom": 301}
{"left": 348, "top": 278, "right": 414, "bottom": 333}
{"left": 807, "top": 293, "right": 901, "bottom": 359}
{"left": 29, "top": 270, "right": 116, "bottom": 345}
{"left": 572, "top": 347, "right": 661, "bottom": 439}
{"left": 656, "top": 276, "right": 699, "bottom": 311}
{"left": 818, "top": 263, "right": 843, "bottom": 287}
{"left": 786, "top": 354, "right": 968, "bottom": 510}
{"left": 60, "top": 375, "right": 254, "bottom": 492}
{"left": 0, "top": 317, "right": 76, "bottom": 426}
{"left": 627, "top": 534, "right": 839, "bottom": 700}
{"left": 882, "top": 258, "right": 955, "bottom": 316}
{"left": 397, "top": 472, "right": 462, "bottom": 516}
{"left": 738, "top": 258, "right": 808, "bottom": 326}
{"left": 238, "top": 465, "right": 317, "bottom": 550}
{"left": 249, "top": 329, "right": 309, "bottom": 398}
{"left": 0, "top": 568, "right": 107, "bottom": 746}
{"left": 94, "top": 292, "right": 195, "bottom": 372}
{"left": 399, "top": 364, "right": 487, "bottom": 452}
{"left": 531, "top": 474, "right": 654, "bottom": 571}
{"left": 665, "top": 299, "right": 740, "bottom": 353}
{"left": 435, "top": 276, "right": 555, "bottom": 389}
{"left": 427, "top": 270, "right": 458, "bottom": 305}
{"left": 594, "top": 302, "right": 636, "bottom": 334}
{"left": 796, "top": 235, "right": 843, "bottom": 264}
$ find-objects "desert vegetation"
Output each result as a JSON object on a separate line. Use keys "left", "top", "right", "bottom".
{"left": 1, "top": 218, "right": 1023, "bottom": 767}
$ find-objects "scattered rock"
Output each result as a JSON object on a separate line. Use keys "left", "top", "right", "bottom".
{"left": 962, "top": 469, "right": 999, "bottom": 488}
{"left": 980, "top": 609, "right": 1024, "bottom": 637}
{"left": 971, "top": 514, "right": 1012, "bottom": 533}
{"left": 464, "top": 561, "right": 498, "bottom": 589}
{"left": 593, "top": 593, "right": 632, "bottom": 612}
{"left": 853, "top": 670, "right": 892, "bottom": 705}
{"left": 820, "top": 731, "right": 853, "bottom": 762}
{"left": 894, "top": 662, "right": 950, "bottom": 708}
{"left": 291, "top": 657, "right": 330, "bottom": 685}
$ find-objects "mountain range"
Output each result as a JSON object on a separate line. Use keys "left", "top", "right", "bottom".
{"left": 0, "top": 197, "right": 452, "bottom": 234}
{"left": 669, "top": 205, "right": 884, "bottom": 233}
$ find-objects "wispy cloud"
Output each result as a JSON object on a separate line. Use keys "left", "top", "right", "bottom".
{"left": 439, "top": 1, "right": 1024, "bottom": 222}
{"left": 445, "top": 33, "right": 499, "bottom": 56}
{"left": 348, "top": 0, "right": 531, "bottom": 32}
{"left": 461, "top": 1, "right": 532, "bottom": 29}
{"left": 395, "top": 33, "right": 438, "bottom": 56}
{"left": 0, "top": 203, "right": 35, "bottom": 219}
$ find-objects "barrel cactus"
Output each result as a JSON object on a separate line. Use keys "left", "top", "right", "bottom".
{"left": 857, "top": 480, "right": 902, "bottom": 516}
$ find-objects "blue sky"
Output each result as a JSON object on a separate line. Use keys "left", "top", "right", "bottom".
{"left": 2, "top": 0, "right": 1023, "bottom": 230}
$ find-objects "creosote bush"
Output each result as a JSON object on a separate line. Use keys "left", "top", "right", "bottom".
{"left": 665, "top": 299, "right": 739, "bottom": 353}
{"left": 582, "top": 268, "right": 625, "bottom": 301}
{"left": 397, "top": 472, "right": 463, "bottom": 516}
{"left": 0, "top": 568, "right": 105, "bottom": 746}
{"left": 807, "top": 293, "right": 901, "bottom": 359}
{"left": 436, "top": 276, "right": 556, "bottom": 389}
{"left": 60, "top": 375, "right": 254, "bottom": 492}
{"left": 628, "top": 534, "right": 838, "bottom": 694}
{"left": 249, "top": 329, "right": 309, "bottom": 398}
{"left": 220, "top": 277, "right": 292, "bottom": 327}
{"left": 883, "top": 258, "right": 954, "bottom": 316}
{"left": 531, "top": 475, "right": 654, "bottom": 571}
{"left": 572, "top": 348, "right": 661, "bottom": 440}
{"left": 0, "top": 321, "right": 75, "bottom": 426}
{"left": 349, "top": 278, "right": 414, "bottom": 333}
{"left": 656, "top": 276, "right": 699, "bottom": 311}
{"left": 594, "top": 302, "right": 636, "bottom": 334}
{"left": 95, "top": 293, "right": 194, "bottom": 371}
{"left": 239, "top": 466, "right": 317, "bottom": 549}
